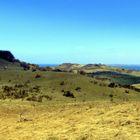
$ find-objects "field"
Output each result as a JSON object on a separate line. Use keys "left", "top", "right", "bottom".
{"left": 89, "top": 71, "right": 140, "bottom": 85}
{"left": 1, "top": 67, "right": 140, "bottom": 102}
{"left": 0, "top": 100, "right": 140, "bottom": 140}
{"left": 0, "top": 61, "right": 140, "bottom": 140}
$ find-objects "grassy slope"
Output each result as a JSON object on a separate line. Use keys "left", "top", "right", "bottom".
{"left": 0, "top": 60, "right": 140, "bottom": 139}
{"left": 0, "top": 69, "right": 140, "bottom": 102}
{"left": 91, "top": 71, "right": 140, "bottom": 85}
{"left": 0, "top": 58, "right": 21, "bottom": 70}
{"left": 0, "top": 100, "right": 140, "bottom": 140}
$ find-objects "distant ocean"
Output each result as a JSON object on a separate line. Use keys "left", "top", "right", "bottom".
{"left": 110, "top": 65, "right": 140, "bottom": 71}
{"left": 38, "top": 64, "right": 140, "bottom": 71}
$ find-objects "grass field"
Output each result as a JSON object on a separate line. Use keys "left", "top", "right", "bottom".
{"left": 0, "top": 61, "right": 140, "bottom": 140}
{"left": 0, "top": 69, "right": 140, "bottom": 102}
{"left": 89, "top": 71, "right": 140, "bottom": 85}
{"left": 0, "top": 100, "right": 140, "bottom": 140}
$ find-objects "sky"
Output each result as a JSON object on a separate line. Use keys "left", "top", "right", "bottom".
{"left": 0, "top": 0, "right": 140, "bottom": 64}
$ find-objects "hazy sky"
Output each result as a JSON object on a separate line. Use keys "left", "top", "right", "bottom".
{"left": 0, "top": 0, "right": 140, "bottom": 64}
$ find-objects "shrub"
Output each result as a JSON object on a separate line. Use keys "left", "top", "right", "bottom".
{"left": 109, "top": 94, "right": 114, "bottom": 102}
{"left": 60, "top": 81, "right": 65, "bottom": 86}
{"left": 94, "top": 81, "right": 98, "bottom": 84}
{"left": 43, "top": 95, "right": 52, "bottom": 100}
{"left": 26, "top": 95, "right": 52, "bottom": 102}
{"left": 63, "top": 91, "right": 75, "bottom": 98}
{"left": 1, "top": 84, "right": 42, "bottom": 100}
{"left": 2, "top": 86, "right": 13, "bottom": 94}
{"left": 32, "top": 85, "right": 41, "bottom": 92}
{"left": 26, "top": 95, "right": 37, "bottom": 102}
{"left": 20, "top": 62, "right": 30, "bottom": 70}
{"left": 61, "top": 89, "right": 65, "bottom": 93}
{"left": 32, "top": 68, "right": 36, "bottom": 72}
{"left": 35, "top": 74, "right": 41, "bottom": 78}
{"left": 15, "top": 84, "right": 24, "bottom": 88}
{"left": 125, "top": 90, "right": 129, "bottom": 94}
{"left": 108, "top": 82, "right": 116, "bottom": 88}
{"left": 75, "top": 87, "right": 81, "bottom": 92}
{"left": 37, "top": 95, "right": 43, "bottom": 102}
{"left": 79, "top": 71, "right": 86, "bottom": 75}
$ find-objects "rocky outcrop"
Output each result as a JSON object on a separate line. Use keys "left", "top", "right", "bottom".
{"left": 0, "top": 50, "right": 15, "bottom": 62}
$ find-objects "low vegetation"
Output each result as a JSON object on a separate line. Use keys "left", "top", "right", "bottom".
{"left": 0, "top": 101, "right": 140, "bottom": 140}
{"left": 0, "top": 52, "right": 140, "bottom": 139}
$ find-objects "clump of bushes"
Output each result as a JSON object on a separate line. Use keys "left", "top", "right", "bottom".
{"left": 26, "top": 95, "right": 42, "bottom": 102}
{"left": 109, "top": 94, "right": 114, "bottom": 102}
{"left": 63, "top": 91, "right": 75, "bottom": 98}
{"left": 75, "top": 87, "right": 81, "bottom": 92}
{"left": 108, "top": 82, "right": 117, "bottom": 88}
{"left": 32, "top": 85, "right": 41, "bottom": 92}
{"left": 79, "top": 71, "right": 86, "bottom": 75}
{"left": 26, "top": 95, "right": 52, "bottom": 102}
{"left": 94, "top": 81, "right": 98, "bottom": 85}
{"left": 99, "top": 83, "right": 107, "bottom": 87}
{"left": 61, "top": 89, "right": 65, "bottom": 93}
{"left": 125, "top": 90, "right": 129, "bottom": 94}
{"left": 15, "top": 84, "right": 24, "bottom": 88}
{"left": 1, "top": 85, "right": 28, "bottom": 99}
{"left": 60, "top": 81, "right": 65, "bottom": 86}
{"left": 20, "top": 62, "right": 30, "bottom": 70}
{"left": 32, "top": 68, "right": 37, "bottom": 72}
{"left": 0, "top": 83, "right": 46, "bottom": 102}
{"left": 35, "top": 74, "right": 41, "bottom": 79}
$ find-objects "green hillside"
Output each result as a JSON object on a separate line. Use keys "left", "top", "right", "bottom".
{"left": 0, "top": 58, "right": 22, "bottom": 70}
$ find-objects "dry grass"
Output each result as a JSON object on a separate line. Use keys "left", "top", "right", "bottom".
{"left": 0, "top": 100, "right": 140, "bottom": 140}
{"left": 132, "top": 84, "right": 140, "bottom": 89}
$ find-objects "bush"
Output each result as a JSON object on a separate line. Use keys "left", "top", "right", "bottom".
{"left": 79, "top": 71, "right": 86, "bottom": 75}
{"left": 26, "top": 95, "right": 37, "bottom": 102}
{"left": 109, "top": 94, "right": 114, "bottom": 102}
{"left": 35, "top": 74, "right": 41, "bottom": 78}
{"left": 63, "top": 91, "right": 75, "bottom": 98}
{"left": 1, "top": 84, "right": 42, "bottom": 101}
{"left": 20, "top": 62, "right": 30, "bottom": 70}
{"left": 75, "top": 87, "right": 81, "bottom": 92}
{"left": 125, "top": 90, "right": 129, "bottom": 94}
{"left": 15, "top": 84, "right": 24, "bottom": 88}
{"left": 26, "top": 95, "right": 52, "bottom": 102}
{"left": 1, "top": 85, "right": 29, "bottom": 99}
{"left": 60, "top": 81, "right": 65, "bottom": 86}
{"left": 108, "top": 82, "right": 116, "bottom": 88}
{"left": 61, "top": 89, "right": 65, "bottom": 93}
{"left": 43, "top": 95, "right": 52, "bottom": 100}
{"left": 94, "top": 81, "right": 98, "bottom": 84}
{"left": 32, "top": 85, "right": 41, "bottom": 92}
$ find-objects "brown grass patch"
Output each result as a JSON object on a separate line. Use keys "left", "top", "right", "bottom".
{"left": 0, "top": 101, "right": 140, "bottom": 140}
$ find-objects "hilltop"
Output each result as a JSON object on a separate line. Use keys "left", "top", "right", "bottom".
{"left": 0, "top": 50, "right": 39, "bottom": 70}
{"left": 54, "top": 63, "right": 131, "bottom": 74}
{"left": 0, "top": 50, "right": 15, "bottom": 62}
{"left": 0, "top": 50, "right": 22, "bottom": 70}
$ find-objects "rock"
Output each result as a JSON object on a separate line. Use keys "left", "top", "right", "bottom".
{"left": 0, "top": 50, "right": 15, "bottom": 62}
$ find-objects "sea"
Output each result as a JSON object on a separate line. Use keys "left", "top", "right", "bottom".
{"left": 110, "top": 65, "right": 140, "bottom": 71}
{"left": 38, "top": 64, "right": 140, "bottom": 71}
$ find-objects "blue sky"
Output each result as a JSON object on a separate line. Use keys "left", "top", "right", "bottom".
{"left": 0, "top": 0, "right": 140, "bottom": 64}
